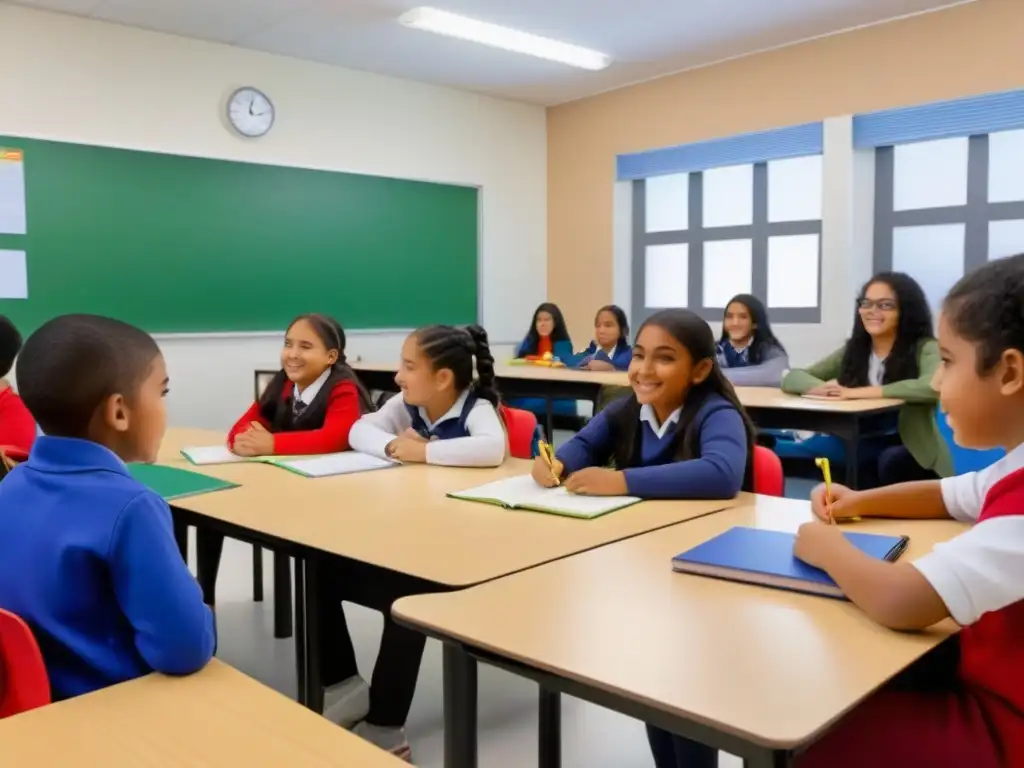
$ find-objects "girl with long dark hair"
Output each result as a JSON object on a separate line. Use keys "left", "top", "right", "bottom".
{"left": 716, "top": 294, "right": 789, "bottom": 387}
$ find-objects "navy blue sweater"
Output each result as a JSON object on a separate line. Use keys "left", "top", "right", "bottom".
{"left": 555, "top": 394, "right": 747, "bottom": 499}
{"left": 0, "top": 437, "right": 215, "bottom": 700}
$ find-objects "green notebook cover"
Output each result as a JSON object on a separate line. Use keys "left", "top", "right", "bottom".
{"left": 128, "top": 463, "right": 240, "bottom": 501}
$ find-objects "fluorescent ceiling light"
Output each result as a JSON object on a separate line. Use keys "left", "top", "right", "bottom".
{"left": 399, "top": 7, "right": 612, "bottom": 71}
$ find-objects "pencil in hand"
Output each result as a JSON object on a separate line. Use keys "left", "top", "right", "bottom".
{"left": 538, "top": 440, "right": 560, "bottom": 487}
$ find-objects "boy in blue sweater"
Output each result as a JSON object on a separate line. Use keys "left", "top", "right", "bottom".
{"left": 532, "top": 309, "right": 755, "bottom": 498}
{"left": 0, "top": 314, "right": 215, "bottom": 700}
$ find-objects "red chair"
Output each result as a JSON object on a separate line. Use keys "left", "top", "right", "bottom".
{"left": 752, "top": 445, "right": 785, "bottom": 497}
{"left": 499, "top": 405, "right": 541, "bottom": 460}
{"left": 0, "top": 609, "right": 51, "bottom": 718}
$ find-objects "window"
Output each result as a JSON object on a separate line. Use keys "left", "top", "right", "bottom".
{"left": 631, "top": 155, "right": 822, "bottom": 328}
{"left": 873, "top": 129, "right": 1024, "bottom": 311}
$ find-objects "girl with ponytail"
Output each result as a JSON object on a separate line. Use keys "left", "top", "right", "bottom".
{"left": 348, "top": 323, "right": 506, "bottom": 466}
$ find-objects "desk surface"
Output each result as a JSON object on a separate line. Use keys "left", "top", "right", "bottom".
{"left": 394, "top": 496, "right": 964, "bottom": 748}
{"left": 0, "top": 660, "right": 403, "bottom": 766}
{"left": 161, "top": 428, "right": 740, "bottom": 586}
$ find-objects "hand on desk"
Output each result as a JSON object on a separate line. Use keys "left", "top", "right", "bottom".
{"left": 563, "top": 467, "right": 628, "bottom": 496}
{"left": 811, "top": 481, "right": 860, "bottom": 522}
{"left": 386, "top": 436, "right": 428, "bottom": 463}
{"left": 401, "top": 428, "right": 429, "bottom": 443}
{"left": 806, "top": 380, "right": 841, "bottom": 398}
{"left": 794, "top": 520, "right": 848, "bottom": 569}
{"left": 583, "top": 360, "right": 615, "bottom": 372}
{"left": 232, "top": 422, "right": 274, "bottom": 457}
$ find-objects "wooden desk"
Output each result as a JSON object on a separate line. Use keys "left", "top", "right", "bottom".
{"left": 0, "top": 660, "right": 404, "bottom": 766}
{"left": 158, "top": 427, "right": 743, "bottom": 711}
{"left": 394, "top": 496, "right": 964, "bottom": 768}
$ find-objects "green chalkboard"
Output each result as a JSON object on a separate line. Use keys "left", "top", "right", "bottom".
{"left": 0, "top": 135, "right": 478, "bottom": 333}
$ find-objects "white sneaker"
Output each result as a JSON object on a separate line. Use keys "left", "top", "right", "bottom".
{"left": 353, "top": 721, "right": 412, "bottom": 763}
{"left": 322, "top": 675, "right": 370, "bottom": 728}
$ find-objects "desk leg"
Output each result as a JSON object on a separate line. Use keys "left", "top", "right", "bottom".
{"left": 443, "top": 643, "right": 478, "bottom": 768}
{"left": 538, "top": 687, "right": 561, "bottom": 768}
{"left": 294, "top": 556, "right": 307, "bottom": 706}
{"left": 303, "top": 558, "right": 324, "bottom": 714}
{"left": 173, "top": 517, "right": 189, "bottom": 565}
{"left": 743, "top": 750, "right": 792, "bottom": 767}
{"left": 545, "top": 397, "right": 555, "bottom": 442}
{"left": 274, "top": 552, "right": 293, "bottom": 639}
{"left": 845, "top": 421, "right": 862, "bottom": 490}
{"left": 252, "top": 545, "right": 264, "bottom": 602}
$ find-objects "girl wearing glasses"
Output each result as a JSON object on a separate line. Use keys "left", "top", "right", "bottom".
{"left": 782, "top": 272, "right": 951, "bottom": 487}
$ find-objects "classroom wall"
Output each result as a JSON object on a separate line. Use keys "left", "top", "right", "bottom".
{"left": 0, "top": 5, "right": 545, "bottom": 429}
{"left": 548, "top": 0, "right": 1024, "bottom": 363}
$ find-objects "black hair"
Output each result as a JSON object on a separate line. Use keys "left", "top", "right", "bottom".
{"left": 17, "top": 314, "right": 160, "bottom": 439}
{"left": 595, "top": 304, "right": 630, "bottom": 346}
{"left": 0, "top": 316, "right": 22, "bottom": 380}
{"left": 944, "top": 252, "right": 1024, "bottom": 373}
{"left": 838, "top": 272, "right": 933, "bottom": 387}
{"left": 520, "top": 302, "right": 570, "bottom": 355}
{"left": 719, "top": 294, "right": 786, "bottom": 364}
{"left": 606, "top": 309, "right": 758, "bottom": 491}
{"left": 259, "top": 313, "right": 373, "bottom": 431}
{"left": 414, "top": 324, "right": 500, "bottom": 409}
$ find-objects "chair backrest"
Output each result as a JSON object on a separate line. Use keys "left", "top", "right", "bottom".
{"left": 752, "top": 445, "right": 785, "bottom": 497}
{"left": 499, "top": 405, "right": 540, "bottom": 460}
{"left": 0, "top": 609, "right": 50, "bottom": 718}
{"left": 935, "top": 408, "right": 1005, "bottom": 475}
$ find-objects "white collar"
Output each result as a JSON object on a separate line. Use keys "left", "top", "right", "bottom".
{"left": 597, "top": 341, "right": 618, "bottom": 356}
{"left": 293, "top": 367, "right": 332, "bottom": 405}
{"left": 418, "top": 388, "right": 471, "bottom": 430}
{"left": 639, "top": 403, "right": 684, "bottom": 440}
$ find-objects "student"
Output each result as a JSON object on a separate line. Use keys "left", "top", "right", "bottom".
{"left": 573, "top": 305, "right": 632, "bottom": 371}
{"left": 0, "top": 315, "right": 36, "bottom": 455}
{"left": 196, "top": 313, "right": 372, "bottom": 605}
{"left": 782, "top": 272, "right": 951, "bottom": 487}
{"left": 763, "top": 253, "right": 1023, "bottom": 766}
{"left": 716, "top": 294, "right": 789, "bottom": 387}
{"left": 511, "top": 302, "right": 576, "bottom": 420}
{"left": 532, "top": 309, "right": 754, "bottom": 498}
{"left": 322, "top": 324, "right": 505, "bottom": 761}
{"left": 0, "top": 315, "right": 214, "bottom": 700}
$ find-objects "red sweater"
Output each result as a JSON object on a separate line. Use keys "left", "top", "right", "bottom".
{"left": 0, "top": 387, "right": 36, "bottom": 456}
{"left": 227, "top": 379, "right": 361, "bottom": 455}
{"left": 960, "top": 467, "right": 1024, "bottom": 766}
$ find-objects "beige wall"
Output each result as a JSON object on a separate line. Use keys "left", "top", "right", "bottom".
{"left": 548, "top": 0, "right": 1024, "bottom": 343}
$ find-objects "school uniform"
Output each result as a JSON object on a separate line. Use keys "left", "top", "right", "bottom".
{"left": 349, "top": 388, "right": 506, "bottom": 467}
{"left": 319, "top": 388, "right": 506, "bottom": 729}
{"left": 0, "top": 437, "right": 215, "bottom": 700}
{"left": 0, "top": 385, "right": 36, "bottom": 455}
{"left": 556, "top": 393, "right": 748, "bottom": 499}
{"left": 781, "top": 338, "right": 951, "bottom": 485}
{"left": 716, "top": 339, "right": 789, "bottom": 387}
{"left": 227, "top": 368, "right": 362, "bottom": 455}
{"left": 199, "top": 367, "right": 364, "bottom": 604}
{"left": 511, "top": 335, "right": 578, "bottom": 419}
{"left": 572, "top": 340, "right": 632, "bottom": 371}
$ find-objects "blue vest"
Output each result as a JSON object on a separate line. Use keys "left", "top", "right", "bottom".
{"left": 405, "top": 393, "right": 478, "bottom": 440}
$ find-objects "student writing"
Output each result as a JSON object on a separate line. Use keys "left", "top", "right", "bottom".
{"left": 0, "top": 315, "right": 214, "bottom": 700}
{"left": 196, "top": 313, "right": 373, "bottom": 605}
{"left": 782, "top": 272, "right": 951, "bottom": 487}
{"left": 716, "top": 294, "right": 789, "bottom": 387}
{"left": 572, "top": 304, "right": 632, "bottom": 371}
{"left": 0, "top": 315, "right": 36, "bottom": 456}
{"left": 322, "top": 324, "right": 506, "bottom": 760}
{"left": 783, "top": 253, "right": 1024, "bottom": 766}
{"left": 532, "top": 309, "right": 754, "bottom": 498}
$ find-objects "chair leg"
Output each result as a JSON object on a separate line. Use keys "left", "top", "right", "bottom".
{"left": 252, "top": 545, "right": 264, "bottom": 602}
{"left": 273, "top": 552, "right": 293, "bottom": 639}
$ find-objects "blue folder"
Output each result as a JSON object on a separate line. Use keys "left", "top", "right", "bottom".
{"left": 672, "top": 526, "right": 908, "bottom": 599}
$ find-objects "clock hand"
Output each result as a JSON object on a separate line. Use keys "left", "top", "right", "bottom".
{"left": 249, "top": 97, "right": 255, "bottom": 116}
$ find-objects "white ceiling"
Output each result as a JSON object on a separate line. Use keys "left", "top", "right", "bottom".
{"left": 9, "top": 0, "right": 973, "bottom": 105}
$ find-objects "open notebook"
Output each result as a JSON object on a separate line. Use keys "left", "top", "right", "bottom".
{"left": 448, "top": 475, "right": 640, "bottom": 519}
{"left": 180, "top": 445, "right": 396, "bottom": 478}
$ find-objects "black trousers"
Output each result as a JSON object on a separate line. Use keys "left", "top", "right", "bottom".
{"left": 316, "top": 558, "right": 432, "bottom": 728}
{"left": 196, "top": 529, "right": 225, "bottom": 605}
{"left": 861, "top": 436, "right": 939, "bottom": 489}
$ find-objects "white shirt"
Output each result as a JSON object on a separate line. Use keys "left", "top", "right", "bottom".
{"left": 349, "top": 389, "right": 506, "bottom": 467}
{"left": 912, "top": 443, "right": 1024, "bottom": 626}
{"left": 639, "top": 404, "right": 683, "bottom": 440}
{"left": 868, "top": 353, "right": 886, "bottom": 387}
{"left": 293, "top": 367, "right": 331, "bottom": 406}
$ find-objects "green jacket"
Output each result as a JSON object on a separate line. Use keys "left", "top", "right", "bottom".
{"left": 781, "top": 339, "right": 952, "bottom": 478}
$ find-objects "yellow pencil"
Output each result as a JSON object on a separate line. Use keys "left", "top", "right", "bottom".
{"left": 814, "top": 457, "right": 835, "bottom": 525}
{"left": 538, "top": 440, "right": 560, "bottom": 486}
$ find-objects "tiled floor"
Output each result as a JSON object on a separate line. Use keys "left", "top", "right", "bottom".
{"left": 203, "top": 476, "right": 816, "bottom": 767}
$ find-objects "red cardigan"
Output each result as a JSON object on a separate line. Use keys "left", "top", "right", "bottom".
{"left": 227, "top": 378, "right": 361, "bottom": 455}
{"left": 0, "top": 387, "right": 36, "bottom": 456}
